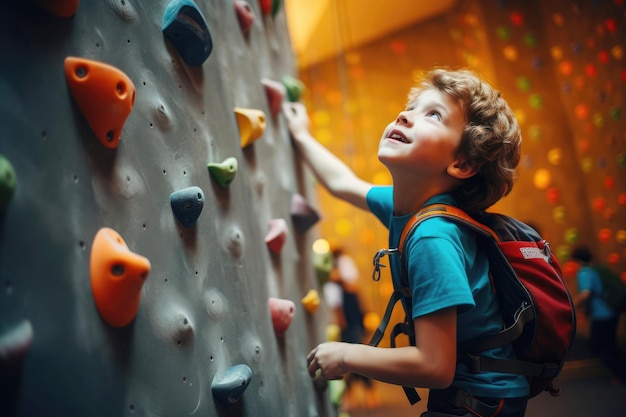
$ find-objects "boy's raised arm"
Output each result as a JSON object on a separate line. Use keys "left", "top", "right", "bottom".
{"left": 283, "top": 103, "right": 373, "bottom": 211}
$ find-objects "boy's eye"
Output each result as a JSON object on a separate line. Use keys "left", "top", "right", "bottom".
{"left": 427, "top": 111, "right": 442, "bottom": 121}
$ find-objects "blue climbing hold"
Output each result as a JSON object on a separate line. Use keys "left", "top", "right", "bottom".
{"left": 170, "top": 186, "right": 204, "bottom": 228}
{"left": 212, "top": 364, "right": 253, "bottom": 406}
{"left": 163, "top": 0, "right": 213, "bottom": 66}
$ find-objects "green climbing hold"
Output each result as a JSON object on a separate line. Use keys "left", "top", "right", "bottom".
{"left": 271, "top": 0, "right": 282, "bottom": 16}
{"left": 0, "top": 155, "right": 16, "bottom": 212}
{"left": 208, "top": 157, "right": 238, "bottom": 188}
{"left": 282, "top": 76, "right": 305, "bottom": 102}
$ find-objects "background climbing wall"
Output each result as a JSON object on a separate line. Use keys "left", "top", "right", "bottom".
{"left": 294, "top": 0, "right": 626, "bottom": 341}
{"left": 0, "top": 1, "right": 334, "bottom": 417}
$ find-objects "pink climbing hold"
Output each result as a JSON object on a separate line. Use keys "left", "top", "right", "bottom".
{"left": 290, "top": 193, "right": 320, "bottom": 233}
{"left": 265, "top": 218, "right": 288, "bottom": 253}
{"left": 0, "top": 320, "right": 33, "bottom": 374}
{"left": 268, "top": 297, "right": 295, "bottom": 335}
{"left": 261, "top": 78, "right": 286, "bottom": 121}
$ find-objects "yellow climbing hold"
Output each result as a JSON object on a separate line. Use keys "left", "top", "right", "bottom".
{"left": 234, "top": 107, "right": 266, "bottom": 148}
{"left": 301, "top": 289, "right": 320, "bottom": 313}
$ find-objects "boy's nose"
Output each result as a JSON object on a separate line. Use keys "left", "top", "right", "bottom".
{"left": 396, "top": 111, "right": 411, "bottom": 126}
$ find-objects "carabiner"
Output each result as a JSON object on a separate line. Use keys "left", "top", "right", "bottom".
{"left": 372, "top": 248, "right": 397, "bottom": 281}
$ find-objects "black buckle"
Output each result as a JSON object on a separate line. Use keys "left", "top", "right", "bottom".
{"left": 465, "top": 353, "right": 482, "bottom": 373}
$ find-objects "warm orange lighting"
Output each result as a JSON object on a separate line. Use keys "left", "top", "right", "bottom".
{"left": 284, "top": 0, "right": 457, "bottom": 68}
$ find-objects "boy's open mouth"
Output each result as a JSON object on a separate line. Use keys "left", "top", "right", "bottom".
{"left": 388, "top": 129, "right": 409, "bottom": 143}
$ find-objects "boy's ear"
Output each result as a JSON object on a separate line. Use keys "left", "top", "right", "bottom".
{"left": 447, "top": 159, "right": 479, "bottom": 179}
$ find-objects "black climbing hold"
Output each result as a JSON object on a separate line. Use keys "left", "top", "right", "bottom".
{"left": 163, "top": 0, "right": 213, "bottom": 66}
{"left": 170, "top": 186, "right": 204, "bottom": 228}
{"left": 212, "top": 364, "right": 253, "bottom": 406}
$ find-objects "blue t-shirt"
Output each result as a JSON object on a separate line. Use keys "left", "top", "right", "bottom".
{"left": 367, "top": 186, "right": 529, "bottom": 398}
{"left": 576, "top": 265, "right": 615, "bottom": 320}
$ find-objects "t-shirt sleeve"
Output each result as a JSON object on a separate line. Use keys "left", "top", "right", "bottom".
{"left": 405, "top": 219, "right": 475, "bottom": 319}
{"left": 366, "top": 186, "right": 393, "bottom": 228}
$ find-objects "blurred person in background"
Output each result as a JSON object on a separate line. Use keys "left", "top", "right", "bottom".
{"left": 571, "top": 245, "right": 626, "bottom": 385}
{"left": 323, "top": 247, "right": 378, "bottom": 410}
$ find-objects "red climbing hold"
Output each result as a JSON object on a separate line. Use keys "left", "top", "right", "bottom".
{"left": 259, "top": 0, "right": 272, "bottom": 15}
{"left": 235, "top": 0, "right": 255, "bottom": 38}
{"left": 64, "top": 57, "right": 136, "bottom": 149}
{"left": 35, "top": 0, "right": 80, "bottom": 17}
{"left": 90, "top": 228, "right": 151, "bottom": 327}
{"left": 265, "top": 218, "right": 288, "bottom": 253}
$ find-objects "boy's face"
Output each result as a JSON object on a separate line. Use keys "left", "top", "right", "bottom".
{"left": 378, "top": 88, "right": 466, "bottom": 177}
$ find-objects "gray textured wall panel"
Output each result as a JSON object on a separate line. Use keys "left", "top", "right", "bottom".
{"left": 0, "top": 1, "right": 330, "bottom": 416}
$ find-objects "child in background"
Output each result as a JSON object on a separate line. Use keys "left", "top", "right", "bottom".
{"left": 571, "top": 245, "right": 626, "bottom": 384}
{"left": 284, "top": 68, "right": 529, "bottom": 417}
{"left": 323, "top": 247, "right": 377, "bottom": 410}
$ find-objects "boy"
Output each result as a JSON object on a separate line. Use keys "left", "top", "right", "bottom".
{"left": 284, "top": 68, "right": 529, "bottom": 416}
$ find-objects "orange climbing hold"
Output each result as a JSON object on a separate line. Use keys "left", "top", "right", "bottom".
{"left": 234, "top": 107, "right": 266, "bottom": 148}
{"left": 90, "top": 228, "right": 151, "bottom": 327}
{"left": 35, "top": 0, "right": 80, "bottom": 17}
{"left": 64, "top": 57, "right": 136, "bottom": 149}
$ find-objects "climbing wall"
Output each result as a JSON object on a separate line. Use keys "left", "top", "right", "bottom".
{"left": 0, "top": 1, "right": 333, "bottom": 417}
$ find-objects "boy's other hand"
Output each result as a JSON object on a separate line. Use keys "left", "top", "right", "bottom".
{"left": 283, "top": 102, "right": 311, "bottom": 139}
{"left": 306, "top": 342, "right": 349, "bottom": 380}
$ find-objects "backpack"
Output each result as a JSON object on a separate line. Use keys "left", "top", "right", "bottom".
{"left": 592, "top": 264, "right": 626, "bottom": 313}
{"left": 368, "top": 204, "right": 577, "bottom": 404}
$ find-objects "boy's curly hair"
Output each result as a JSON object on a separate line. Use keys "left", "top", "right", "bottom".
{"left": 409, "top": 68, "right": 522, "bottom": 213}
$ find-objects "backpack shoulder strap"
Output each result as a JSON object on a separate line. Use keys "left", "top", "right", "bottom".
{"left": 399, "top": 204, "right": 499, "bottom": 257}
{"left": 399, "top": 204, "right": 535, "bottom": 355}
